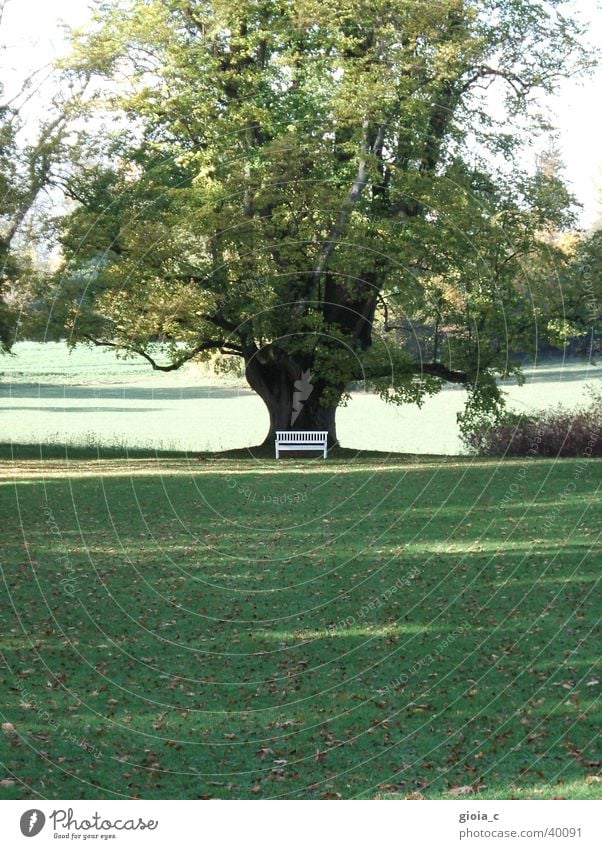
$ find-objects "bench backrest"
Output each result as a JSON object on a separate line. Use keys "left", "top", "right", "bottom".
{"left": 275, "top": 431, "right": 328, "bottom": 443}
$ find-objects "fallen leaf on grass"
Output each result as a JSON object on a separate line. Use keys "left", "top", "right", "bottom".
{"left": 256, "top": 747, "right": 274, "bottom": 758}
{"left": 448, "top": 785, "right": 475, "bottom": 796}
{"left": 567, "top": 743, "right": 602, "bottom": 768}
{"left": 448, "top": 777, "right": 484, "bottom": 796}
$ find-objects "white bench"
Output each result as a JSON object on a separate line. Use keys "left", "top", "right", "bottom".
{"left": 275, "top": 430, "right": 328, "bottom": 459}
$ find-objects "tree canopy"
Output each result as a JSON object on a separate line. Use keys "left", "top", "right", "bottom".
{"left": 50, "top": 0, "right": 592, "bottom": 443}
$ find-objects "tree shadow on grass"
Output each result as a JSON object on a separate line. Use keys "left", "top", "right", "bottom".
{"left": 0, "top": 406, "right": 159, "bottom": 413}
{"left": 1, "top": 457, "right": 599, "bottom": 798}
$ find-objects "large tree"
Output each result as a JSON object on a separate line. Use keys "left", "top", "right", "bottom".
{"left": 52, "top": 0, "right": 589, "bottom": 445}
{"left": 0, "top": 0, "right": 81, "bottom": 353}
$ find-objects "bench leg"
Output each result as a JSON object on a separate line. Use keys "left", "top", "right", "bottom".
{"left": 275, "top": 447, "right": 279, "bottom": 459}
{"left": 323, "top": 447, "right": 327, "bottom": 459}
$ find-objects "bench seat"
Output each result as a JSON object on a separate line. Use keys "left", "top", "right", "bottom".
{"left": 275, "top": 430, "right": 328, "bottom": 459}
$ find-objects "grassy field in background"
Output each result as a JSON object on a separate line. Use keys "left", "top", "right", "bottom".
{"left": 1, "top": 343, "right": 601, "bottom": 455}
{"left": 1, "top": 453, "right": 600, "bottom": 800}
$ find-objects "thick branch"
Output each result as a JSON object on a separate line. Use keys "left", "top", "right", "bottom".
{"left": 313, "top": 119, "right": 378, "bottom": 281}
{"left": 201, "top": 310, "right": 240, "bottom": 333}
{"left": 460, "top": 64, "right": 530, "bottom": 98}
{"left": 82, "top": 334, "right": 240, "bottom": 371}
{"left": 364, "top": 360, "right": 468, "bottom": 385}
{"left": 414, "top": 362, "right": 467, "bottom": 384}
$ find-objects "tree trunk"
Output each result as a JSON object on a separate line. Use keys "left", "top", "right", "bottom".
{"left": 244, "top": 354, "right": 340, "bottom": 448}
{"left": 263, "top": 389, "right": 339, "bottom": 446}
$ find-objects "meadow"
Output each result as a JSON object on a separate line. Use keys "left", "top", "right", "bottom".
{"left": 0, "top": 452, "right": 600, "bottom": 799}
{"left": 1, "top": 342, "right": 600, "bottom": 455}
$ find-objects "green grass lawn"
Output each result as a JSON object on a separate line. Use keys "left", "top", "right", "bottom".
{"left": 0, "top": 452, "right": 600, "bottom": 799}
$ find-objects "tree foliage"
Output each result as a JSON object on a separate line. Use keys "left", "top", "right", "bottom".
{"left": 0, "top": 3, "right": 77, "bottom": 352}
{"left": 51, "top": 0, "right": 592, "bottom": 441}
